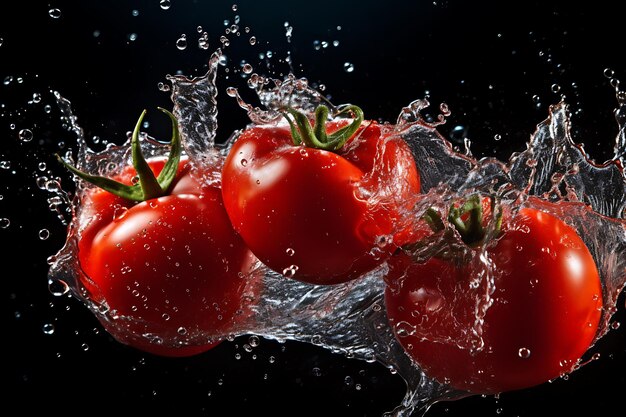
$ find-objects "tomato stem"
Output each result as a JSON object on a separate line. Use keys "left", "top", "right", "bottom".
{"left": 423, "top": 207, "right": 445, "bottom": 232}
{"left": 422, "top": 194, "right": 502, "bottom": 247}
{"left": 283, "top": 104, "right": 364, "bottom": 152}
{"left": 56, "top": 108, "right": 181, "bottom": 202}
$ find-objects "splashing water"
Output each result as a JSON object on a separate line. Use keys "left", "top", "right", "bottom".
{"left": 45, "top": 50, "right": 626, "bottom": 416}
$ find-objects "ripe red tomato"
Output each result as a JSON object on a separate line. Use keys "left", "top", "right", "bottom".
{"left": 384, "top": 202, "right": 603, "bottom": 394}
{"left": 221, "top": 106, "right": 420, "bottom": 285}
{"left": 64, "top": 109, "right": 260, "bottom": 357}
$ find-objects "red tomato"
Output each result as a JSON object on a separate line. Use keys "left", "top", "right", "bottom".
{"left": 77, "top": 157, "right": 259, "bottom": 357}
{"left": 61, "top": 109, "right": 261, "bottom": 357}
{"left": 384, "top": 204, "right": 602, "bottom": 394}
{"left": 221, "top": 109, "right": 420, "bottom": 285}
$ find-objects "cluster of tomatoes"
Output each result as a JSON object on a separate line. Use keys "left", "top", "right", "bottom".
{"left": 60, "top": 104, "right": 603, "bottom": 395}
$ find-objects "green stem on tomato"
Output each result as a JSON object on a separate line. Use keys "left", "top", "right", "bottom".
{"left": 421, "top": 194, "right": 502, "bottom": 247}
{"left": 283, "top": 104, "right": 364, "bottom": 152}
{"left": 423, "top": 207, "right": 445, "bottom": 233}
{"left": 131, "top": 110, "right": 163, "bottom": 200}
{"left": 56, "top": 107, "right": 181, "bottom": 202}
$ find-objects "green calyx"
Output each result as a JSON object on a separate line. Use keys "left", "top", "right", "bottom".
{"left": 424, "top": 194, "right": 502, "bottom": 247}
{"left": 283, "top": 104, "right": 364, "bottom": 152}
{"left": 57, "top": 107, "right": 181, "bottom": 202}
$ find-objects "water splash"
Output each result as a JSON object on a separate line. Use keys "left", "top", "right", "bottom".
{"left": 46, "top": 58, "right": 626, "bottom": 417}
{"left": 167, "top": 51, "right": 221, "bottom": 173}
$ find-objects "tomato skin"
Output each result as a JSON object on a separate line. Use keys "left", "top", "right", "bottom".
{"left": 77, "top": 158, "right": 259, "bottom": 357}
{"left": 384, "top": 206, "right": 603, "bottom": 394}
{"left": 221, "top": 120, "right": 420, "bottom": 285}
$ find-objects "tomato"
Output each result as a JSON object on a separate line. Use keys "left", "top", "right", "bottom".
{"left": 384, "top": 200, "right": 603, "bottom": 394}
{"left": 221, "top": 105, "right": 420, "bottom": 285}
{"left": 62, "top": 109, "right": 259, "bottom": 357}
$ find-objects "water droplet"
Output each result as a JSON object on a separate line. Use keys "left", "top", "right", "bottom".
{"left": 494, "top": 134, "right": 502, "bottom": 141}
{"left": 282, "top": 265, "right": 299, "bottom": 278}
{"left": 311, "top": 367, "right": 322, "bottom": 377}
{"left": 226, "top": 86, "right": 238, "bottom": 97}
{"left": 0, "top": 38, "right": 3, "bottom": 47}
{"left": 131, "top": 9, "right": 139, "bottom": 17}
{"left": 42, "top": 323, "right": 55, "bottom": 335}
{"left": 177, "top": 327, "right": 187, "bottom": 335}
{"left": 3, "top": 76, "right": 13, "bottom": 85}
{"left": 198, "top": 32, "right": 209, "bottom": 50}
{"left": 284, "top": 23, "right": 293, "bottom": 41}
{"left": 343, "top": 62, "right": 355, "bottom": 73}
{"left": 128, "top": 33, "right": 138, "bottom": 42}
{"left": 611, "top": 321, "right": 620, "bottom": 330}
{"left": 551, "top": 83, "right": 561, "bottom": 93}
{"left": 268, "top": 356, "right": 276, "bottom": 364}
{"left": 176, "top": 34, "right": 187, "bottom": 50}
{"left": 518, "top": 347, "right": 531, "bottom": 359}
{"left": 81, "top": 343, "right": 89, "bottom": 351}
{"left": 232, "top": 4, "right": 238, "bottom": 11}
{"left": 49, "top": 8, "right": 62, "bottom": 19}
{"left": 248, "top": 335, "right": 260, "bottom": 347}
{"left": 249, "top": 36, "right": 256, "bottom": 45}
{"left": 0, "top": 161, "right": 10, "bottom": 170}
{"left": 46, "top": 279, "right": 70, "bottom": 298}
{"left": 113, "top": 206, "right": 129, "bottom": 220}
{"left": 157, "top": 82, "right": 170, "bottom": 92}
{"left": 38, "top": 229, "right": 50, "bottom": 240}
{"left": 0, "top": 218, "right": 10, "bottom": 228}
{"left": 162, "top": 313, "right": 170, "bottom": 321}
{"left": 242, "top": 63, "right": 253, "bottom": 74}
{"left": 159, "top": 0, "right": 171, "bottom": 10}
{"left": 19, "top": 129, "right": 33, "bottom": 142}
{"left": 604, "top": 68, "right": 614, "bottom": 78}
{"left": 376, "top": 235, "right": 392, "bottom": 248}
{"left": 240, "top": 158, "right": 248, "bottom": 166}
{"left": 285, "top": 247, "right": 295, "bottom": 256}
{"left": 394, "top": 321, "right": 415, "bottom": 338}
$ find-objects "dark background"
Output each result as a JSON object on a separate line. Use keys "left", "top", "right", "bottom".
{"left": 2, "top": 0, "right": 625, "bottom": 415}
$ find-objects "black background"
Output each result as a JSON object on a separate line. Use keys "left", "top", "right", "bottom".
{"left": 2, "top": 1, "right": 625, "bottom": 415}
